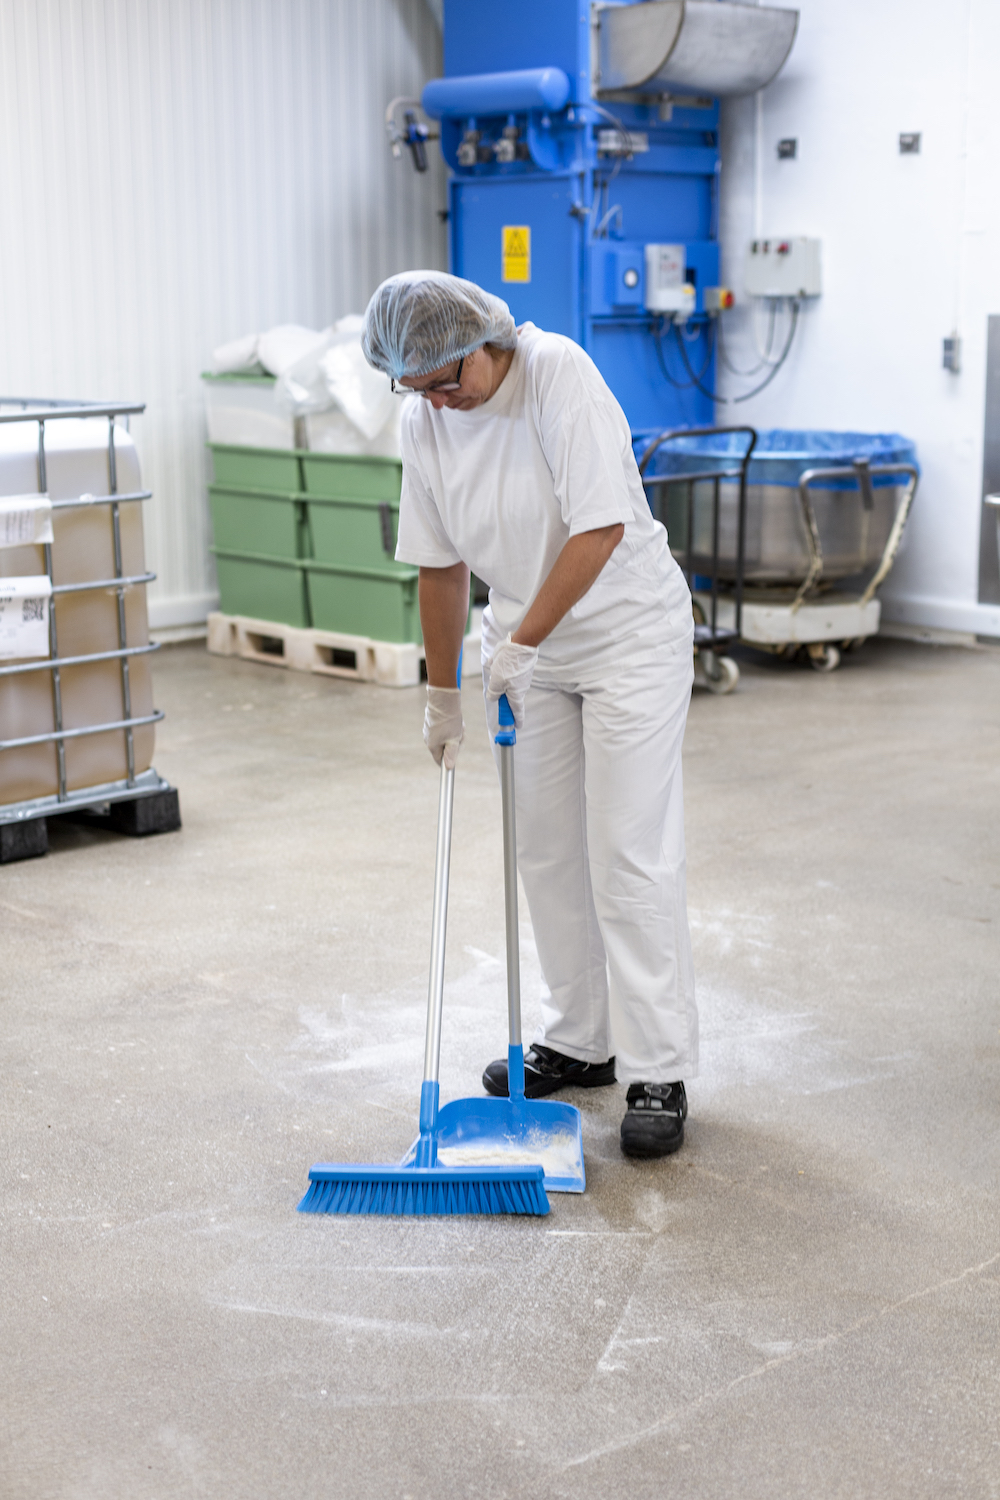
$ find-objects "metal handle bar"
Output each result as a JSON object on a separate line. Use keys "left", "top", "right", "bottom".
{"left": 793, "top": 462, "right": 919, "bottom": 611}
{"left": 51, "top": 571, "right": 156, "bottom": 596}
{"left": 494, "top": 695, "right": 521, "bottom": 1050}
{"left": 51, "top": 490, "right": 152, "bottom": 509}
{"left": 0, "top": 710, "right": 163, "bottom": 753}
{"left": 422, "top": 647, "right": 464, "bottom": 1088}
{"left": 640, "top": 466, "right": 748, "bottom": 488}
{"left": 0, "top": 490, "right": 150, "bottom": 511}
{"left": 0, "top": 642, "right": 159, "bottom": 679}
{"left": 0, "top": 401, "right": 145, "bottom": 422}
{"left": 636, "top": 424, "right": 758, "bottom": 478}
{"left": 422, "top": 762, "right": 455, "bottom": 1086}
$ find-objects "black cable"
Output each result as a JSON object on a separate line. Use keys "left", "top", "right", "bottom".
{"left": 653, "top": 320, "right": 692, "bottom": 389}
{"left": 658, "top": 302, "right": 800, "bottom": 406}
{"left": 654, "top": 318, "right": 715, "bottom": 391}
{"left": 732, "top": 300, "right": 800, "bottom": 403}
{"left": 653, "top": 319, "right": 692, "bottom": 389}
{"left": 671, "top": 319, "right": 725, "bottom": 402}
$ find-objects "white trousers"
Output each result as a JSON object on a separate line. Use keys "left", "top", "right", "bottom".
{"left": 484, "top": 638, "right": 697, "bottom": 1085}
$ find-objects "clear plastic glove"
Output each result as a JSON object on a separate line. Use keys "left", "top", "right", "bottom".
{"left": 423, "top": 686, "right": 464, "bottom": 769}
{"left": 485, "top": 634, "right": 538, "bottom": 728}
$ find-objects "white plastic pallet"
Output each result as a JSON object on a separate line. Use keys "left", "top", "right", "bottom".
{"left": 206, "top": 611, "right": 426, "bottom": 688}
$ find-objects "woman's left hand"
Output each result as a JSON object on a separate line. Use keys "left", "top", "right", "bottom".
{"left": 485, "top": 635, "right": 538, "bottom": 727}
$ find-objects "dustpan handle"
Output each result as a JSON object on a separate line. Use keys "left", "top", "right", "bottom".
{"left": 495, "top": 694, "right": 521, "bottom": 1051}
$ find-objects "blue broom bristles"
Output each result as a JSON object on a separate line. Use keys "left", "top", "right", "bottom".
{"left": 297, "top": 1164, "right": 549, "bottom": 1216}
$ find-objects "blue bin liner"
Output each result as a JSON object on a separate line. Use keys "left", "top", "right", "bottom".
{"left": 633, "top": 428, "right": 920, "bottom": 490}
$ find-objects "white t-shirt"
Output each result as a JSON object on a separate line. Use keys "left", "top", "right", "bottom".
{"left": 395, "top": 323, "right": 692, "bottom": 685}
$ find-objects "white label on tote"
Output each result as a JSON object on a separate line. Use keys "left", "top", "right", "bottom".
{"left": 0, "top": 494, "right": 54, "bottom": 548}
{"left": 0, "top": 574, "right": 53, "bottom": 658}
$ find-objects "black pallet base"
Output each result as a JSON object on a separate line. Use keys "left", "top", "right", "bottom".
{"left": 0, "top": 819, "right": 49, "bottom": 864}
{"left": 0, "top": 788, "right": 181, "bottom": 865}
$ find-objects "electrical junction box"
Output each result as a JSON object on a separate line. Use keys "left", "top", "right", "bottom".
{"left": 603, "top": 244, "right": 645, "bottom": 310}
{"left": 745, "top": 237, "right": 822, "bottom": 298}
{"left": 645, "top": 243, "right": 695, "bottom": 317}
{"left": 589, "top": 240, "right": 720, "bottom": 320}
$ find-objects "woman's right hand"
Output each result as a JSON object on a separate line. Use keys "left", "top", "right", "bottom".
{"left": 423, "top": 686, "right": 464, "bottom": 769}
{"left": 485, "top": 634, "right": 538, "bottom": 728}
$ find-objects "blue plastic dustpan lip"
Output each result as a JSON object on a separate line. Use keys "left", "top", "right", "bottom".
{"left": 406, "top": 1092, "right": 586, "bottom": 1194}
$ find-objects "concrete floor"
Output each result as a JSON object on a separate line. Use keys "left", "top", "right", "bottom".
{"left": 2, "top": 635, "right": 998, "bottom": 1500}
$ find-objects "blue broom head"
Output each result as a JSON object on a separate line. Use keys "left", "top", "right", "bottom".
{"left": 298, "top": 1163, "right": 549, "bottom": 1216}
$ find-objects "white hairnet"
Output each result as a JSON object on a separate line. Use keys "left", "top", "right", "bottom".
{"left": 362, "top": 270, "right": 517, "bottom": 381}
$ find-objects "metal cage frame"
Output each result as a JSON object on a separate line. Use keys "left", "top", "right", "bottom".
{"left": 0, "top": 398, "right": 170, "bottom": 826}
{"left": 637, "top": 424, "right": 758, "bottom": 650}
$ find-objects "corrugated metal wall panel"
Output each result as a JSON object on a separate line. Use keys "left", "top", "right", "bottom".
{"left": 0, "top": 0, "right": 446, "bottom": 626}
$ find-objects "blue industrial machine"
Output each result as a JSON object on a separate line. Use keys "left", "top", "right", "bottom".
{"left": 407, "top": 0, "right": 799, "bottom": 432}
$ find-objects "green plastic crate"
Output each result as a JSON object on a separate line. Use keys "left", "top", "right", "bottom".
{"left": 209, "top": 486, "right": 304, "bottom": 560}
{"left": 213, "top": 551, "right": 310, "bottom": 628}
{"left": 209, "top": 444, "right": 303, "bottom": 491}
{"left": 300, "top": 452, "right": 401, "bottom": 501}
{"left": 305, "top": 562, "right": 420, "bottom": 644}
{"left": 306, "top": 495, "right": 412, "bottom": 574}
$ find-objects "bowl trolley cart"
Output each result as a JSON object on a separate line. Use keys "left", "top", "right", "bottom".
{"left": 638, "top": 426, "right": 758, "bottom": 695}
{"left": 0, "top": 400, "right": 179, "bottom": 864}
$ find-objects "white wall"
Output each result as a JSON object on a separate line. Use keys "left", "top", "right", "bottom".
{"left": 718, "top": 0, "right": 1000, "bottom": 638}
{"left": 0, "top": 0, "right": 447, "bottom": 628}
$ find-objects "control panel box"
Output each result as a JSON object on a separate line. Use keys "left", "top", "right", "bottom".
{"left": 745, "top": 237, "right": 822, "bottom": 298}
{"left": 588, "top": 240, "right": 721, "bottom": 320}
{"left": 644, "top": 243, "right": 692, "bottom": 314}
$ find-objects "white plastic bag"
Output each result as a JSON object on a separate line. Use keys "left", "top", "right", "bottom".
{"left": 275, "top": 315, "right": 395, "bottom": 443}
{"left": 274, "top": 327, "right": 338, "bottom": 415}
{"left": 257, "top": 324, "right": 325, "bottom": 376}
{"left": 210, "top": 333, "right": 261, "bottom": 375}
{"left": 319, "top": 333, "right": 395, "bottom": 441}
{"left": 210, "top": 324, "right": 324, "bottom": 377}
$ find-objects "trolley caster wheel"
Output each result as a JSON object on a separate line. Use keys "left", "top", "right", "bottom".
{"left": 700, "top": 651, "right": 740, "bottom": 694}
{"left": 807, "top": 643, "right": 841, "bottom": 673}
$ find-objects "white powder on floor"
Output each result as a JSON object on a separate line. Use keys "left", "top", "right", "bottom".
{"left": 438, "top": 1131, "right": 582, "bottom": 1180}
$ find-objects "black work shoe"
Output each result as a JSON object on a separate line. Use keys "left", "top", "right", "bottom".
{"left": 482, "top": 1044, "right": 617, "bottom": 1100}
{"left": 620, "top": 1081, "right": 687, "bottom": 1158}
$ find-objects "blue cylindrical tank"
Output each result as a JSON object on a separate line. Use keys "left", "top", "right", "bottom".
{"left": 422, "top": 68, "right": 571, "bottom": 119}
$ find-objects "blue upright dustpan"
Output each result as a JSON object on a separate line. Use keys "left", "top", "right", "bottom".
{"left": 404, "top": 694, "right": 586, "bottom": 1194}
{"left": 300, "top": 670, "right": 550, "bottom": 1215}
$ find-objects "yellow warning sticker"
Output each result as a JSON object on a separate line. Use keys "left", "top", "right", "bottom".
{"left": 501, "top": 225, "right": 531, "bottom": 283}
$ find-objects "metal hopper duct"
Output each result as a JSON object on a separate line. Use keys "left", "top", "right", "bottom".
{"left": 595, "top": 0, "right": 799, "bottom": 99}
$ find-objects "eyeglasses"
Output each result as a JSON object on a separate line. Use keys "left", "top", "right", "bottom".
{"left": 391, "top": 356, "right": 465, "bottom": 397}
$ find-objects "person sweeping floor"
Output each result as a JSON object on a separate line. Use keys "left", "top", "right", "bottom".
{"left": 362, "top": 271, "right": 697, "bottom": 1159}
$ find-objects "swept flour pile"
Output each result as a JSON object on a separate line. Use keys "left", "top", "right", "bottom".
{"left": 438, "top": 1131, "right": 582, "bottom": 1180}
